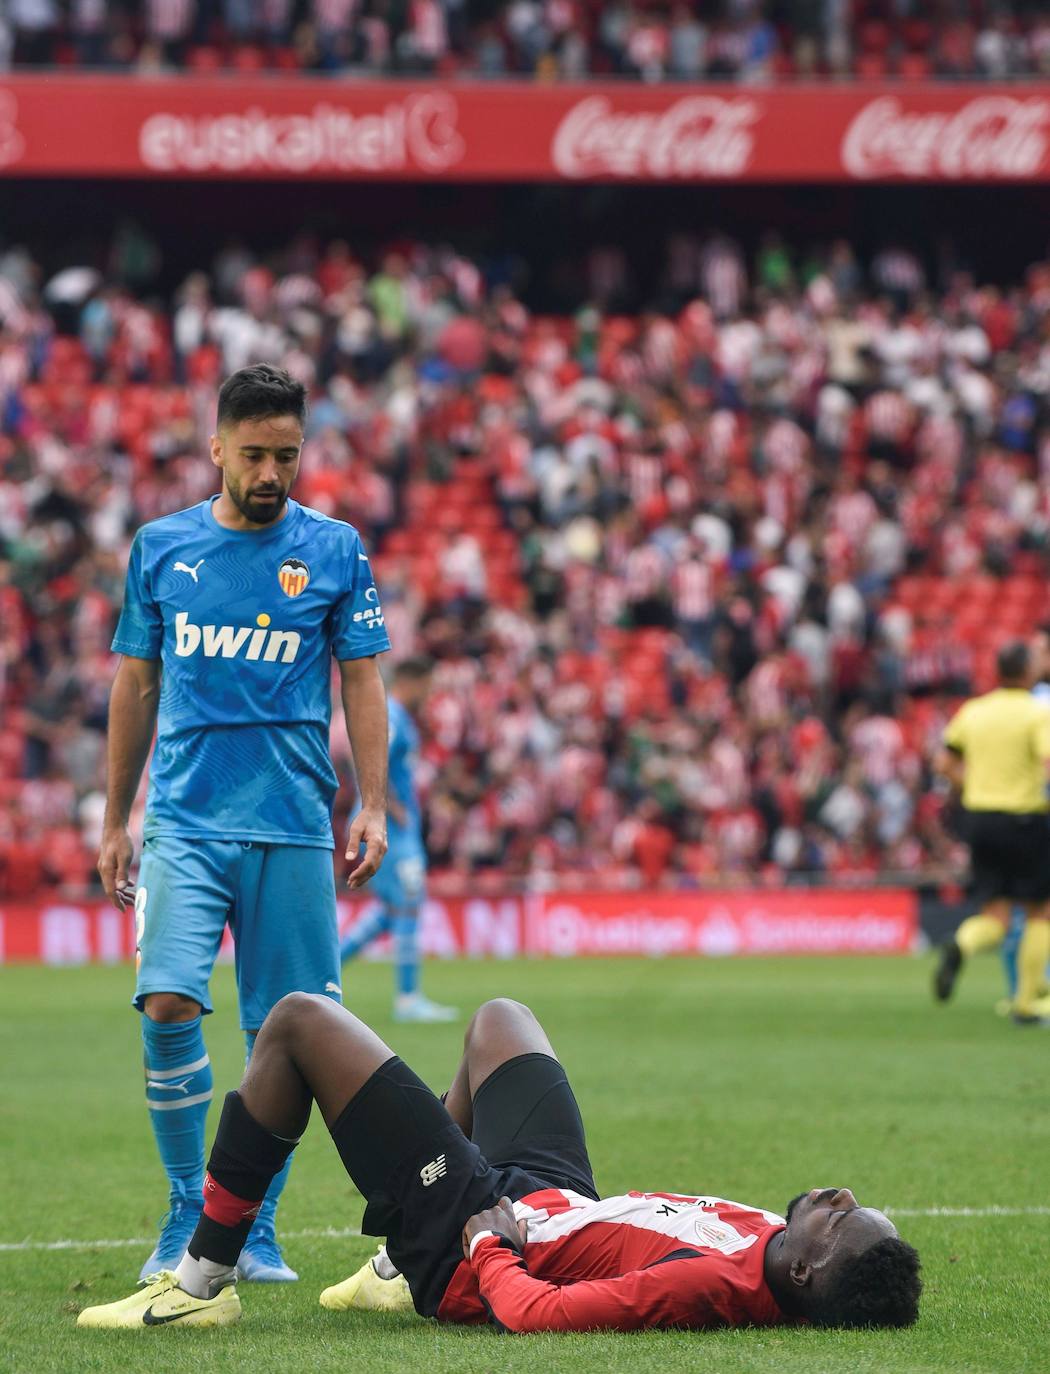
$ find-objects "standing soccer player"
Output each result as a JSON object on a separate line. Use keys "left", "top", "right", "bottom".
{"left": 933, "top": 641, "right": 1050, "bottom": 1024}
{"left": 97, "top": 365, "right": 390, "bottom": 1283}
{"left": 340, "top": 657, "right": 456, "bottom": 1023}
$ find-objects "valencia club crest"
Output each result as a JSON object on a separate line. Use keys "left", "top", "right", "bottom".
{"left": 277, "top": 557, "right": 310, "bottom": 598}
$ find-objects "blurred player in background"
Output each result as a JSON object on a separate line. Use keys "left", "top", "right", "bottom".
{"left": 933, "top": 641, "right": 1050, "bottom": 1025}
{"left": 340, "top": 657, "right": 457, "bottom": 1023}
{"left": 97, "top": 365, "right": 391, "bottom": 1284}
{"left": 997, "top": 625, "right": 1050, "bottom": 1009}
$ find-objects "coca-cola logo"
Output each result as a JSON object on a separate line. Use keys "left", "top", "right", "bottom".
{"left": 138, "top": 93, "right": 464, "bottom": 175}
{"left": 552, "top": 95, "right": 759, "bottom": 180}
{"left": 842, "top": 95, "right": 1049, "bottom": 179}
{"left": 0, "top": 90, "right": 26, "bottom": 170}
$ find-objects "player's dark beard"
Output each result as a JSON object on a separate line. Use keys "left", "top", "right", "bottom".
{"left": 229, "top": 481, "right": 288, "bottom": 525}
{"left": 785, "top": 1193, "right": 807, "bottom": 1224}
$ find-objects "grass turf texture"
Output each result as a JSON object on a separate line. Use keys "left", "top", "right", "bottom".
{"left": 0, "top": 955, "right": 1043, "bottom": 1374}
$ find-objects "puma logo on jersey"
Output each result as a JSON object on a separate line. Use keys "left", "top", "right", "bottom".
{"left": 174, "top": 610, "right": 301, "bottom": 663}
{"left": 420, "top": 1155, "right": 447, "bottom": 1187}
{"left": 173, "top": 559, "right": 205, "bottom": 582}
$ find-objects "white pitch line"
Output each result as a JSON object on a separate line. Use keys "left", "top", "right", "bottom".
{"left": 0, "top": 1225, "right": 361, "bottom": 1254}
{"left": 886, "top": 1205, "right": 1050, "bottom": 1218}
{"left": 2, "top": 1207, "right": 1048, "bottom": 1254}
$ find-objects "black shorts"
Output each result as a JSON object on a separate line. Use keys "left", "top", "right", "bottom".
{"left": 330, "top": 1052, "right": 598, "bottom": 1318}
{"left": 964, "top": 810, "right": 1050, "bottom": 905}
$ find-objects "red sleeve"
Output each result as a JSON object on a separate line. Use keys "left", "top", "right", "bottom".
{"left": 469, "top": 1235, "right": 721, "bottom": 1333}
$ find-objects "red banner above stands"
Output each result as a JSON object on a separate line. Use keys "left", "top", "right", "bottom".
{"left": 0, "top": 77, "right": 1048, "bottom": 181}
{"left": 0, "top": 889, "right": 917, "bottom": 964}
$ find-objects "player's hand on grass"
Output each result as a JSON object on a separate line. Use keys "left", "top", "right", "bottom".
{"left": 345, "top": 805, "right": 388, "bottom": 889}
{"left": 462, "top": 1197, "right": 528, "bottom": 1259}
{"left": 98, "top": 827, "right": 136, "bottom": 911}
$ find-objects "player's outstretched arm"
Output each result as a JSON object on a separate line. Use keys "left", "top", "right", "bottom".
{"left": 339, "top": 655, "right": 389, "bottom": 889}
{"left": 98, "top": 655, "right": 160, "bottom": 910}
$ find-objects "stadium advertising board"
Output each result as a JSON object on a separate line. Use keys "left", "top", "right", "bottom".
{"left": 0, "top": 889, "right": 917, "bottom": 964}
{"left": 0, "top": 79, "right": 1047, "bottom": 181}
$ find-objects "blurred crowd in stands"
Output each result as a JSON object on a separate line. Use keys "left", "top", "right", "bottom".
{"left": 2, "top": 219, "right": 1050, "bottom": 897}
{"left": 1, "top": 1, "right": 1049, "bottom": 81}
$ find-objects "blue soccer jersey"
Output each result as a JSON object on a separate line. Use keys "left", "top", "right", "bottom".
{"left": 111, "top": 496, "right": 390, "bottom": 847}
{"left": 387, "top": 697, "right": 422, "bottom": 843}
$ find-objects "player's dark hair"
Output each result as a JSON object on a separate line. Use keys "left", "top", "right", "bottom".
{"left": 395, "top": 656, "right": 434, "bottom": 681}
{"left": 217, "top": 365, "right": 307, "bottom": 430}
{"left": 811, "top": 1237, "right": 921, "bottom": 1329}
{"left": 997, "top": 640, "right": 1029, "bottom": 683}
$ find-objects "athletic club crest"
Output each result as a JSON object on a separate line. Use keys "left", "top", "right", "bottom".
{"left": 277, "top": 557, "right": 310, "bottom": 598}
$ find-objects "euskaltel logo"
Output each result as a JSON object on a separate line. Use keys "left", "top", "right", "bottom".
{"left": 138, "top": 93, "right": 465, "bottom": 175}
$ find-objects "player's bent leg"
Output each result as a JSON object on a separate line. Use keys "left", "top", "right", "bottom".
{"left": 236, "top": 1028, "right": 297, "bottom": 1284}
{"left": 78, "top": 994, "right": 400, "bottom": 1328}
{"left": 463, "top": 998, "right": 558, "bottom": 1096}
{"left": 242, "top": 992, "right": 394, "bottom": 1130}
{"left": 437, "top": 999, "right": 553, "bottom": 1139}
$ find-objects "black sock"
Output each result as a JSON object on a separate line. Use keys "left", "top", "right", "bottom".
{"left": 187, "top": 1092, "right": 297, "bottom": 1267}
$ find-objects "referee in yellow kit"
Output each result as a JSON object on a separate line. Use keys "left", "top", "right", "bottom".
{"left": 934, "top": 640, "right": 1050, "bottom": 1024}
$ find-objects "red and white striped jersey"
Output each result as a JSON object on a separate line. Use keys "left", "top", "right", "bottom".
{"left": 438, "top": 1188, "right": 789, "bottom": 1332}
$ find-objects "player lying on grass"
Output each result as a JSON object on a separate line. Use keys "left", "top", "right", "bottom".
{"left": 78, "top": 996, "right": 921, "bottom": 1333}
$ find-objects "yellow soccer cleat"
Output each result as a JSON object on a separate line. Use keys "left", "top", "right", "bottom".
{"left": 319, "top": 1251, "right": 414, "bottom": 1313}
{"left": 77, "top": 1270, "right": 241, "bottom": 1330}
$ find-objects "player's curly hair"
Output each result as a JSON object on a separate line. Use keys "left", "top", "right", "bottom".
{"left": 217, "top": 364, "right": 307, "bottom": 429}
{"left": 812, "top": 1237, "right": 922, "bottom": 1328}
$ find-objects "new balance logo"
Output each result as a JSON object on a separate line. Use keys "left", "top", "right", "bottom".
{"left": 419, "top": 1155, "right": 447, "bottom": 1187}
{"left": 173, "top": 559, "right": 205, "bottom": 582}
{"left": 174, "top": 611, "right": 301, "bottom": 663}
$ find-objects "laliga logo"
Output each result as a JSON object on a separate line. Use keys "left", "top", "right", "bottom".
{"left": 139, "top": 93, "right": 464, "bottom": 174}
{"left": 842, "top": 95, "right": 1049, "bottom": 179}
{"left": 0, "top": 90, "right": 26, "bottom": 169}
{"left": 552, "top": 95, "right": 759, "bottom": 179}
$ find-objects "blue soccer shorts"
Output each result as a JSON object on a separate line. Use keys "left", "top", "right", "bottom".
{"left": 366, "top": 835, "right": 427, "bottom": 910}
{"left": 133, "top": 836, "right": 341, "bottom": 1030}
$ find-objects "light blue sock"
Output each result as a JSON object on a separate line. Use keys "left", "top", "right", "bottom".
{"left": 141, "top": 1015, "right": 212, "bottom": 1197}
{"left": 1002, "top": 909, "right": 1023, "bottom": 998}
{"left": 244, "top": 1030, "right": 291, "bottom": 1237}
{"left": 340, "top": 904, "right": 393, "bottom": 962}
{"left": 393, "top": 907, "right": 420, "bottom": 997}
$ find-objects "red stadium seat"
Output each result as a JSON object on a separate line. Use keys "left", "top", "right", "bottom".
{"left": 897, "top": 52, "right": 931, "bottom": 79}
{"left": 231, "top": 46, "right": 266, "bottom": 71}
{"left": 188, "top": 46, "right": 223, "bottom": 72}
{"left": 856, "top": 52, "right": 889, "bottom": 78}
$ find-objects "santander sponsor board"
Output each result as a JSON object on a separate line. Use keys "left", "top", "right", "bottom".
{"left": 138, "top": 92, "right": 465, "bottom": 175}
{"left": 0, "top": 890, "right": 916, "bottom": 963}
{"left": 551, "top": 94, "right": 760, "bottom": 179}
{"left": 842, "top": 94, "right": 1050, "bottom": 179}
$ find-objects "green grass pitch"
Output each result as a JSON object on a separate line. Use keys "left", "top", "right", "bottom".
{"left": 0, "top": 954, "right": 1044, "bottom": 1373}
